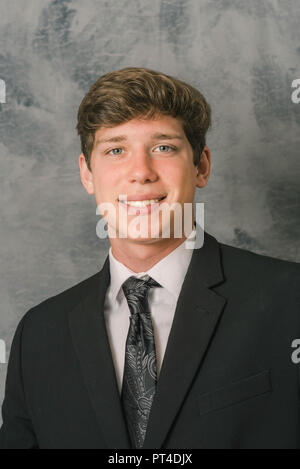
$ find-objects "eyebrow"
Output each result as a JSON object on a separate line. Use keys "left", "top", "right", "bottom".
{"left": 95, "top": 132, "right": 185, "bottom": 146}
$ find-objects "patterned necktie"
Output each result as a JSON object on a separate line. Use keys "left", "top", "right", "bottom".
{"left": 121, "top": 274, "right": 162, "bottom": 449}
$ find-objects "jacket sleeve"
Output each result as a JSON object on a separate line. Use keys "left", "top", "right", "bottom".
{"left": 0, "top": 313, "right": 39, "bottom": 449}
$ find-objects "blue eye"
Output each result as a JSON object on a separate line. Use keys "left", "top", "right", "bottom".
{"left": 106, "top": 145, "right": 176, "bottom": 156}
{"left": 110, "top": 148, "right": 123, "bottom": 155}
{"left": 157, "top": 145, "right": 174, "bottom": 152}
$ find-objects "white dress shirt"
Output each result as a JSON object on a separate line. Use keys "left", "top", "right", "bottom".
{"left": 103, "top": 227, "right": 197, "bottom": 395}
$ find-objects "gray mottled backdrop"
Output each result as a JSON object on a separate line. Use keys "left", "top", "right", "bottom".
{"left": 0, "top": 0, "right": 299, "bottom": 424}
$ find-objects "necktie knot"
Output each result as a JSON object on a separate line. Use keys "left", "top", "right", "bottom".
{"left": 122, "top": 275, "right": 162, "bottom": 314}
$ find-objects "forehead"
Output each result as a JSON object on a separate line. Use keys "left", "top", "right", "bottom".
{"left": 94, "top": 114, "right": 186, "bottom": 144}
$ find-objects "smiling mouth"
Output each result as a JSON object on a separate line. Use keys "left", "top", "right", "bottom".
{"left": 118, "top": 195, "right": 167, "bottom": 207}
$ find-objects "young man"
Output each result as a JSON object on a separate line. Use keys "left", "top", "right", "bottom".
{"left": 0, "top": 67, "right": 299, "bottom": 449}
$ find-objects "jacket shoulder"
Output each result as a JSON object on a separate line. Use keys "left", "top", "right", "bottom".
{"left": 219, "top": 241, "right": 300, "bottom": 267}
{"left": 20, "top": 268, "right": 103, "bottom": 330}
{"left": 218, "top": 241, "right": 300, "bottom": 291}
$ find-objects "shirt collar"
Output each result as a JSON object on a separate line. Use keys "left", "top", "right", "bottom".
{"left": 107, "top": 223, "right": 197, "bottom": 304}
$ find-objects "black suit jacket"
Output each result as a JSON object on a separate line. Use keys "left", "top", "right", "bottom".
{"left": 0, "top": 230, "right": 300, "bottom": 449}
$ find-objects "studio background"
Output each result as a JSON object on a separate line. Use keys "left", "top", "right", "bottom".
{"left": 0, "top": 0, "right": 299, "bottom": 425}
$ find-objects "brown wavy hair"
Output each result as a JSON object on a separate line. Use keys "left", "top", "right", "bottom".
{"left": 76, "top": 67, "right": 211, "bottom": 171}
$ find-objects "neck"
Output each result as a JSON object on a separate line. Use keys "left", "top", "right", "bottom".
{"left": 109, "top": 212, "right": 196, "bottom": 272}
{"left": 109, "top": 232, "right": 193, "bottom": 273}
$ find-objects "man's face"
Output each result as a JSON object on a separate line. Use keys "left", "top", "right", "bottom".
{"left": 79, "top": 113, "right": 210, "bottom": 246}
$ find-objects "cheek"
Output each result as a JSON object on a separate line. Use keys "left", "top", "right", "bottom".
{"left": 91, "top": 177, "right": 110, "bottom": 205}
{"left": 159, "top": 162, "right": 182, "bottom": 185}
{"left": 92, "top": 163, "right": 115, "bottom": 191}
{"left": 164, "top": 164, "right": 193, "bottom": 189}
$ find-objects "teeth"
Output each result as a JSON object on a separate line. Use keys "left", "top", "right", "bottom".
{"left": 120, "top": 198, "right": 163, "bottom": 207}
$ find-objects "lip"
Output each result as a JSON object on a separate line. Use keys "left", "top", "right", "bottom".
{"left": 118, "top": 194, "right": 167, "bottom": 202}
{"left": 118, "top": 195, "right": 167, "bottom": 215}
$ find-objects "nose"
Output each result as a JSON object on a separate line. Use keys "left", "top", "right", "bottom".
{"left": 127, "top": 148, "right": 158, "bottom": 184}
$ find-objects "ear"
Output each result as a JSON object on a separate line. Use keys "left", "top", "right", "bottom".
{"left": 78, "top": 153, "right": 94, "bottom": 195}
{"left": 195, "top": 146, "right": 211, "bottom": 189}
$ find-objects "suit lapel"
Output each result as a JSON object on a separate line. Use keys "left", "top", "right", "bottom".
{"left": 68, "top": 258, "right": 131, "bottom": 449}
{"left": 143, "top": 230, "right": 227, "bottom": 448}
